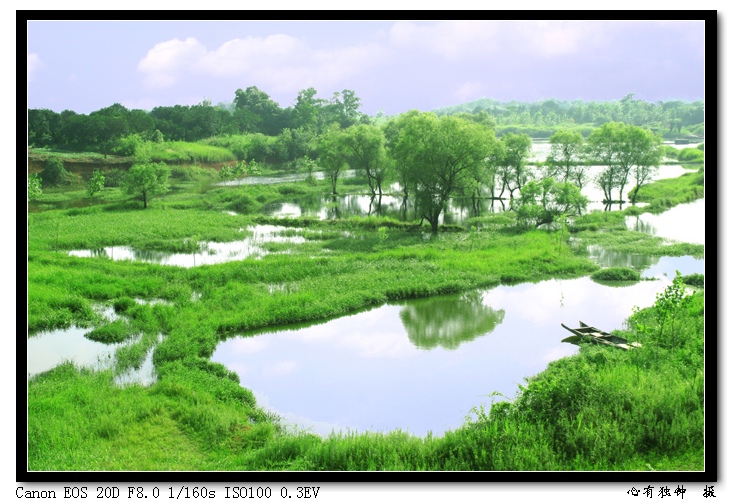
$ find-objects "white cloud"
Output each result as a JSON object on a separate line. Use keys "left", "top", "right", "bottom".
{"left": 27, "top": 53, "right": 42, "bottom": 82}
{"left": 138, "top": 37, "right": 207, "bottom": 88}
{"left": 388, "top": 20, "right": 608, "bottom": 60}
{"left": 137, "top": 35, "right": 387, "bottom": 92}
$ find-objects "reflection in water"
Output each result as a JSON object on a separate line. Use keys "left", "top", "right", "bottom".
{"left": 581, "top": 244, "right": 660, "bottom": 271}
{"left": 69, "top": 225, "right": 307, "bottom": 268}
{"left": 625, "top": 199, "right": 705, "bottom": 245}
{"left": 212, "top": 275, "right": 687, "bottom": 437}
{"left": 398, "top": 291, "right": 505, "bottom": 350}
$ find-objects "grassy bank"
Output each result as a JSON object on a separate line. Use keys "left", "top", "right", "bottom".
{"left": 26, "top": 168, "right": 705, "bottom": 471}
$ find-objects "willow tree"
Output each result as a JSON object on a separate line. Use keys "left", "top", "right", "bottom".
{"left": 587, "top": 122, "right": 661, "bottom": 203}
{"left": 496, "top": 133, "right": 533, "bottom": 201}
{"left": 546, "top": 129, "right": 586, "bottom": 188}
{"left": 340, "top": 123, "right": 392, "bottom": 197}
{"left": 390, "top": 112, "right": 496, "bottom": 233}
{"left": 316, "top": 124, "right": 348, "bottom": 194}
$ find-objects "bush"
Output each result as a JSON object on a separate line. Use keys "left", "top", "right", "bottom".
{"left": 681, "top": 273, "right": 704, "bottom": 288}
{"left": 677, "top": 148, "right": 704, "bottom": 163}
{"left": 103, "top": 169, "right": 127, "bottom": 188}
{"left": 590, "top": 267, "right": 641, "bottom": 282}
{"left": 85, "top": 319, "right": 134, "bottom": 343}
{"left": 170, "top": 164, "right": 216, "bottom": 182}
{"left": 226, "top": 193, "right": 260, "bottom": 214}
{"left": 40, "top": 157, "right": 73, "bottom": 186}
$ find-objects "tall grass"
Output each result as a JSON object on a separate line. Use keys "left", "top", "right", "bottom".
{"left": 27, "top": 168, "right": 704, "bottom": 471}
{"left": 136, "top": 141, "right": 236, "bottom": 164}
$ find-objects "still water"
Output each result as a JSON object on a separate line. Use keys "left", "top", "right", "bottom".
{"left": 211, "top": 273, "right": 688, "bottom": 438}
{"left": 626, "top": 198, "right": 706, "bottom": 245}
{"left": 68, "top": 225, "right": 307, "bottom": 268}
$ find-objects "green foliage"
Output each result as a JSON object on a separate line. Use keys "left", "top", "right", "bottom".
{"left": 27, "top": 153, "right": 705, "bottom": 471}
{"left": 681, "top": 273, "right": 704, "bottom": 288}
{"left": 169, "top": 165, "right": 216, "bottom": 182}
{"left": 122, "top": 162, "right": 170, "bottom": 208}
{"left": 515, "top": 178, "right": 588, "bottom": 228}
{"left": 135, "top": 140, "right": 236, "bottom": 164}
{"left": 41, "top": 157, "right": 73, "bottom": 186}
{"left": 631, "top": 272, "right": 699, "bottom": 349}
{"left": 85, "top": 319, "right": 134, "bottom": 343}
{"left": 86, "top": 170, "right": 106, "bottom": 198}
{"left": 391, "top": 112, "right": 497, "bottom": 232}
{"left": 659, "top": 145, "right": 679, "bottom": 160}
{"left": 113, "top": 134, "right": 143, "bottom": 157}
{"left": 590, "top": 267, "right": 641, "bottom": 282}
{"left": 546, "top": 129, "right": 586, "bottom": 187}
{"left": 28, "top": 173, "right": 43, "bottom": 201}
{"left": 677, "top": 148, "right": 704, "bottom": 163}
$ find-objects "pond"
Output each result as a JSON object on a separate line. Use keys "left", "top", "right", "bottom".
{"left": 27, "top": 302, "right": 168, "bottom": 386}
{"left": 211, "top": 274, "right": 686, "bottom": 438}
{"left": 68, "top": 225, "right": 308, "bottom": 267}
{"left": 625, "top": 198, "right": 705, "bottom": 245}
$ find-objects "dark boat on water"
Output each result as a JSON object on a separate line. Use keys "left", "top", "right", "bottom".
{"left": 560, "top": 321, "right": 641, "bottom": 350}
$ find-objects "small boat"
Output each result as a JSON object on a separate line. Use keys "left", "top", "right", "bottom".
{"left": 560, "top": 321, "right": 641, "bottom": 350}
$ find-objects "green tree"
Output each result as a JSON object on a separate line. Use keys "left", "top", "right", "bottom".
{"left": 27, "top": 173, "right": 42, "bottom": 201}
{"left": 391, "top": 112, "right": 495, "bottom": 233}
{"left": 514, "top": 178, "right": 588, "bottom": 227}
{"left": 233, "top": 86, "right": 283, "bottom": 135}
{"left": 340, "top": 124, "right": 392, "bottom": 197}
{"left": 317, "top": 125, "right": 348, "bottom": 194}
{"left": 292, "top": 87, "right": 326, "bottom": 132}
{"left": 122, "top": 162, "right": 170, "bottom": 208}
{"left": 86, "top": 170, "right": 105, "bottom": 198}
{"left": 587, "top": 122, "right": 661, "bottom": 203}
{"left": 546, "top": 129, "right": 586, "bottom": 188}
{"left": 497, "top": 133, "right": 533, "bottom": 201}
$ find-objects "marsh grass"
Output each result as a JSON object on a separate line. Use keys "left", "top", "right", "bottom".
{"left": 26, "top": 166, "right": 705, "bottom": 471}
{"left": 590, "top": 267, "right": 641, "bottom": 282}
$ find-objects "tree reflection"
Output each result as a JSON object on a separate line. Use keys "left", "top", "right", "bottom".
{"left": 398, "top": 291, "right": 505, "bottom": 350}
{"left": 130, "top": 248, "right": 173, "bottom": 264}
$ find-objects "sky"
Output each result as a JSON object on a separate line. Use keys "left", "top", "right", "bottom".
{"left": 26, "top": 19, "right": 705, "bottom": 117}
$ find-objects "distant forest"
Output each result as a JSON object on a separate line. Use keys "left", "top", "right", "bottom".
{"left": 28, "top": 87, "right": 704, "bottom": 160}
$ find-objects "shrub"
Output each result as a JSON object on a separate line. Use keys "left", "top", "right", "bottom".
{"left": 40, "top": 157, "right": 73, "bottom": 186}
{"left": 677, "top": 148, "right": 704, "bottom": 163}
{"left": 85, "top": 319, "right": 134, "bottom": 343}
{"left": 226, "top": 193, "right": 260, "bottom": 214}
{"left": 590, "top": 267, "right": 641, "bottom": 282}
{"left": 681, "top": 273, "right": 704, "bottom": 288}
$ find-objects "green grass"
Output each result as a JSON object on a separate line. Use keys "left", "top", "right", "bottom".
{"left": 590, "top": 267, "right": 641, "bottom": 282}
{"left": 631, "top": 168, "right": 705, "bottom": 213}
{"left": 26, "top": 163, "right": 705, "bottom": 471}
{"left": 136, "top": 141, "right": 237, "bottom": 164}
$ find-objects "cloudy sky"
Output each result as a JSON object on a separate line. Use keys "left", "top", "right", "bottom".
{"left": 26, "top": 19, "right": 705, "bottom": 116}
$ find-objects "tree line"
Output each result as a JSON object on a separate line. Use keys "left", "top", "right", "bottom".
{"left": 27, "top": 86, "right": 370, "bottom": 156}
{"left": 433, "top": 94, "right": 704, "bottom": 136}
{"left": 312, "top": 113, "right": 665, "bottom": 232}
